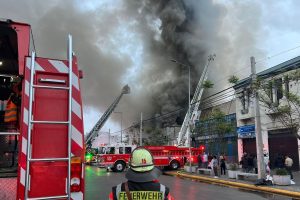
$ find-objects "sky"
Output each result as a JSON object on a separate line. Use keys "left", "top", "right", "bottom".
{"left": 1, "top": 0, "right": 300, "bottom": 141}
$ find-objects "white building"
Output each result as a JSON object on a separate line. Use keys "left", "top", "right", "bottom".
{"left": 234, "top": 56, "right": 300, "bottom": 170}
{"left": 164, "top": 126, "right": 181, "bottom": 145}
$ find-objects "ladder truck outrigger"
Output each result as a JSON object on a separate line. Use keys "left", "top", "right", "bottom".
{"left": 84, "top": 85, "right": 130, "bottom": 164}
{"left": 0, "top": 19, "right": 85, "bottom": 200}
{"left": 176, "top": 54, "right": 216, "bottom": 147}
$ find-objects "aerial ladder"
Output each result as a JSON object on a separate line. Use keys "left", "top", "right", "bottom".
{"left": 177, "top": 54, "right": 216, "bottom": 146}
{"left": 85, "top": 85, "right": 130, "bottom": 149}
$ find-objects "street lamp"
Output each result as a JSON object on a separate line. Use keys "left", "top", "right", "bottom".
{"left": 170, "top": 59, "right": 192, "bottom": 168}
{"left": 114, "top": 111, "right": 123, "bottom": 143}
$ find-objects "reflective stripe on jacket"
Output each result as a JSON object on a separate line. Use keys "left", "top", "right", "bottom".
{"left": 4, "top": 98, "right": 17, "bottom": 122}
{"left": 110, "top": 181, "right": 172, "bottom": 200}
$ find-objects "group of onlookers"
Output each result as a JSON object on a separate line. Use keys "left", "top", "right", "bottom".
{"left": 197, "top": 153, "right": 227, "bottom": 178}
{"left": 239, "top": 152, "right": 258, "bottom": 173}
{"left": 197, "top": 152, "right": 294, "bottom": 180}
{"left": 240, "top": 152, "right": 294, "bottom": 180}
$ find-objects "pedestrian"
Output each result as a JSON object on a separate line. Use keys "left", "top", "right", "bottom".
{"left": 285, "top": 155, "right": 294, "bottom": 180}
{"left": 219, "top": 154, "right": 226, "bottom": 175}
{"left": 253, "top": 155, "right": 258, "bottom": 174}
{"left": 197, "top": 153, "right": 202, "bottom": 169}
{"left": 109, "top": 147, "right": 174, "bottom": 200}
{"left": 247, "top": 154, "right": 254, "bottom": 173}
{"left": 211, "top": 156, "right": 219, "bottom": 178}
{"left": 240, "top": 152, "right": 248, "bottom": 172}
{"left": 275, "top": 155, "right": 284, "bottom": 169}
{"left": 266, "top": 159, "right": 271, "bottom": 176}
{"left": 203, "top": 152, "right": 208, "bottom": 168}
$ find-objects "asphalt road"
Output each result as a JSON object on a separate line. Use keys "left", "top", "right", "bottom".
{"left": 85, "top": 166, "right": 293, "bottom": 200}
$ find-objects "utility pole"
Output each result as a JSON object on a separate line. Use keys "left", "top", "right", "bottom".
{"left": 140, "top": 112, "right": 143, "bottom": 146}
{"left": 251, "top": 56, "right": 266, "bottom": 179}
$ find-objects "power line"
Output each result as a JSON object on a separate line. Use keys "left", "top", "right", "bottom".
{"left": 208, "top": 44, "right": 300, "bottom": 86}
{"left": 111, "top": 45, "right": 300, "bottom": 137}
{"left": 111, "top": 86, "right": 237, "bottom": 135}
{"left": 256, "top": 44, "right": 300, "bottom": 64}
{"left": 200, "top": 93, "right": 235, "bottom": 107}
{"left": 111, "top": 107, "right": 185, "bottom": 134}
{"left": 208, "top": 66, "right": 250, "bottom": 85}
{"left": 201, "top": 88, "right": 234, "bottom": 103}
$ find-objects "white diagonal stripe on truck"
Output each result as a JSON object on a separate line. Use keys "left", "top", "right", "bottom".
{"left": 72, "top": 98, "right": 82, "bottom": 119}
{"left": 72, "top": 125, "right": 83, "bottom": 148}
{"left": 49, "top": 60, "right": 68, "bottom": 73}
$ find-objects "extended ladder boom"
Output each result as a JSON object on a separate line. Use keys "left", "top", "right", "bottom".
{"left": 177, "top": 55, "right": 215, "bottom": 146}
{"left": 85, "top": 85, "right": 130, "bottom": 147}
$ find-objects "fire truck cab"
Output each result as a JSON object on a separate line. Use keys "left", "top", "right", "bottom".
{"left": 99, "top": 144, "right": 136, "bottom": 172}
{"left": 0, "top": 19, "right": 85, "bottom": 200}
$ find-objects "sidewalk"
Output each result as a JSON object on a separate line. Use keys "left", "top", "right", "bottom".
{"left": 164, "top": 170, "right": 300, "bottom": 199}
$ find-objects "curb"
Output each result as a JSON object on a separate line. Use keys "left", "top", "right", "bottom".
{"left": 164, "top": 171, "right": 300, "bottom": 199}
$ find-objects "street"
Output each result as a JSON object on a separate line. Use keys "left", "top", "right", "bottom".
{"left": 85, "top": 166, "right": 292, "bottom": 200}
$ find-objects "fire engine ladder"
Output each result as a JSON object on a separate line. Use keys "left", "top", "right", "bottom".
{"left": 177, "top": 54, "right": 216, "bottom": 146}
{"left": 85, "top": 84, "right": 130, "bottom": 148}
{"left": 24, "top": 35, "right": 74, "bottom": 200}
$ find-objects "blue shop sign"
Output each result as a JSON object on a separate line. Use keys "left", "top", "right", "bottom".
{"left": 237, "top": 125, "right": 255, "bottom": 138}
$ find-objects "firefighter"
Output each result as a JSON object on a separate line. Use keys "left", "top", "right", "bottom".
{"left": 4, "top": 79, "right": 21, "bottom": 125}
{"left": 109, "top": 147, "right": 174, "bottom": 200}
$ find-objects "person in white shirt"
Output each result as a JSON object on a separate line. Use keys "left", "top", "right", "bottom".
{"left": 285, "top": 155, "right": 293, "bottom": 180}
{"left": 203, "top": 153, "right": 208, "bottom": 168}
{"left": 211, "top": 156, "right": 218, "bottom": 178}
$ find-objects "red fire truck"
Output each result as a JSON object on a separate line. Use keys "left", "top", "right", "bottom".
{"left": 98, "top": 144, "right": 203, "bottom": 172}
{"left": 0, "top": 20, "right": 85, "bottom": 200}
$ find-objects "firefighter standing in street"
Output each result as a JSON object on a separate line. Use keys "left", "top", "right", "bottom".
{"left": 109, "top": 147, "right": 174, "bottom": 200}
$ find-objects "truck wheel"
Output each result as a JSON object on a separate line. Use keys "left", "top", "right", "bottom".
{"left": 170, "top": 160, "right": 180, "bottom": 170}
{"left": 114, "top": 161, "right": 125, "bottom": 172}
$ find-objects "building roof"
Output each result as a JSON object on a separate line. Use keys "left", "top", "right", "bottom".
{"left": 233, "top": 56, "right": 300, "bottom": 89}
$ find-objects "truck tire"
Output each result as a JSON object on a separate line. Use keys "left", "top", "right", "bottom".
{"left": 170, "top": 160, "right": 180, "bottom": 170}
{"left": 114, "top": 161, "right": 126, "bottom": 172}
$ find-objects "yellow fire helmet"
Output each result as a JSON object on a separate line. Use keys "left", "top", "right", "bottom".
{"left": 126, "top": 147, "right": 162, "bottom": 182}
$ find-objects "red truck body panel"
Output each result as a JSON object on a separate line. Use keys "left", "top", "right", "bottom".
{"left": 99, "top": 145, "right": 203, "bottom": 171}
{"left": 0, "top": 20, "right": 85, "bottom": 200}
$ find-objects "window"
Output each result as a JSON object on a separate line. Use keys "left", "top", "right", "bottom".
{"left": 239, "top": 89, "right": 249, "bottom": 114}
{"left": 125, "top": 147, "right": 132, "bottom": 154}
{"left": 99, "top": 147, "right": 105, "bottom": 154}
{"left": 275, "top": 78, "right": 283, "bottom": 103}
{"left": 119, "top": 147, "right": 124, "bottom": 154}
{"left": 107, "top": 147, "right": 115, "bottom": 154}
{"left": 241, "top": 91, "right": 246, "bottom": 110}
{"left": 284, "top": 76, "right": 289, "bottom": 93}
{"left": 0, "top": 25, "right": 19, "bottom": 75}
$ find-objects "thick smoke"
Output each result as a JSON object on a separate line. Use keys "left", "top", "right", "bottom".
{"left": 0, "top": 0, "right": 278, "bottom": 130}
{"left": 124, "top": 0, "right": 265, "bottom": 115}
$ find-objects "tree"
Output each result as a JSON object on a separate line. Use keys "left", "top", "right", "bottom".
{"left": 254, "top": 70, "right": 300, "bottom": 139}
{"left": 202, "top": 80, "right": 214, "bottom": 89}
{"left": 196, "top": 108, "right": 234, "bottom": 154}
{"left": 228, "top": 75, "right": 239, "bottom": 85}
{"left": 211, "top": 108, "right": 234, "bottom": 153}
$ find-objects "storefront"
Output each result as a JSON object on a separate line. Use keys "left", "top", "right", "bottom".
{"left": 268, "top": 129, "right": 299, "bottom": 170}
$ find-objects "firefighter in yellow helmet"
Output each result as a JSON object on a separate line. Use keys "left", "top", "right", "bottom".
{"left": 109, "top": 147, "right": 174, "bottom": 200}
